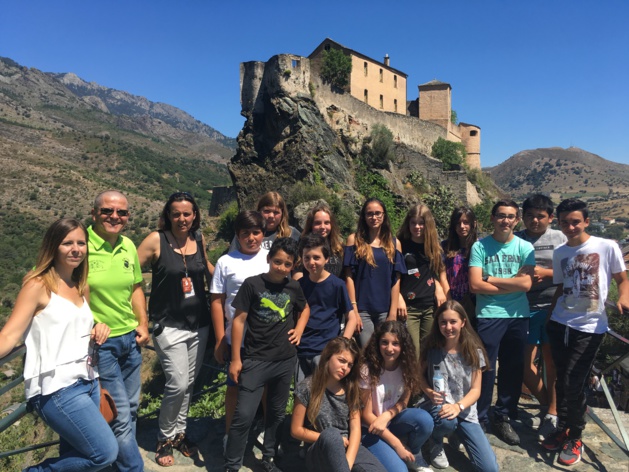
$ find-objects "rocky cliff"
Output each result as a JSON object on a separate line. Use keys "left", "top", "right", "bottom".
{"left": 230, "top": 53, "right": 483, "bottom": 212}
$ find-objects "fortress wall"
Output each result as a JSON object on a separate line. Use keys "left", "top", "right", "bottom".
{"left": 312, "top": 79, "right": 446, "bottom": 156}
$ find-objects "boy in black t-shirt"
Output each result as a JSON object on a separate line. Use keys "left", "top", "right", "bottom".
{"left": 225, "top": 238, "right": 310, "bottom": 472}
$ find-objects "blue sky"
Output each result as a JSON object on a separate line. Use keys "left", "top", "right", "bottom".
{"left": 2, "top": 0, "right": 628, "bottom": 168}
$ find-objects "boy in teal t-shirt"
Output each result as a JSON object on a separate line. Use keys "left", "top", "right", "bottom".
{"left": 469, "top": 200, "right": 535, "bottom": 446}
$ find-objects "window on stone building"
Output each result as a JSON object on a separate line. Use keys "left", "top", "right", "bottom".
{"left": 364, "top": 89, "right": 368, "bottom": 104}
{"left": 379, "top": 69, "right": 383, "bottom": 82}
{"left": 292, "top": 59, "right": 300, "bottom": 68}
{"left": 364, "top": 62, "right": 368, "bottom": 76}
{"left": 394, "top": 75, "right": 397, "bottom": 88}
{"left": 470, "top": 130, "right": 478, "bottom": 136}
{"left": 379, "top": 95, "right": 383, "bottom": 109}
{"left": 325, "top": 44, "right": 331, "bottom": 51}
{"left": 394, "top": 99, "right": 398, "bottom": 113}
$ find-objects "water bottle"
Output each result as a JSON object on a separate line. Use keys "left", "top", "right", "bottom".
{"left": 433, "top": 365, "right": 445, "bottom": 410}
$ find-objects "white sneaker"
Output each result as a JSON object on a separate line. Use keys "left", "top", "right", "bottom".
{"left": 430, "top": 443, "right": 449, "bottom": 469}
{"left": 406, "top": 453, "right": 433, "bottom": 472}
{"left": 537, "top": 414, "right": 558, "bottom": 442}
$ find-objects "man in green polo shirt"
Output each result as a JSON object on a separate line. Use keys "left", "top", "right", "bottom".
{"left": 88, "top": 190, "right": 149, "bottom": 472}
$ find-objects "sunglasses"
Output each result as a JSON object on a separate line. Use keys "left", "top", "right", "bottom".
{"left": 99, "top": 208, "right": 129, "bottom": 217}
{"left": 88, "top": 342, "right": 100, "bottom": 367}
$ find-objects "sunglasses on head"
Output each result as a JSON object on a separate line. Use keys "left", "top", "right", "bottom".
{"left": 170, "top": 191, "right": 193, "bottom": 199}
{"left": 99, "top": 208, "right": 129, "bottom": 217}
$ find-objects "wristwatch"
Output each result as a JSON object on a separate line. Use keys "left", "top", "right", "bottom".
{"left": 482, "top": 275, "right": 489, "bottom": 283}
{"left": 457, "top": 402, "right": 466, "bottom": 412}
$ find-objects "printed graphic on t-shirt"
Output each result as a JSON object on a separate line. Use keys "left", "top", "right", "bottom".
{"left": 560, "top": 253, "right": 600, "bottom": 312}
{"left": 258, "top": 292, "right": 291, "bottom": 323}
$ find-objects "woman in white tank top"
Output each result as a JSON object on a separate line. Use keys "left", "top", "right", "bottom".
{"left": 0, "top": 218, "right": 119, "bottom": 472}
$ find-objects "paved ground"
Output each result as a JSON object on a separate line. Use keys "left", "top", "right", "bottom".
{"left": 129, "top": 395, "right": 629, "bottom": 472}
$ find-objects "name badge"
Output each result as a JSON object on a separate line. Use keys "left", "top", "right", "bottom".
{"left": 408, "top": 268, "right": 419, "bottom": 275}
{"left": 182, "top": 277, "right": 195, "bottom": 298}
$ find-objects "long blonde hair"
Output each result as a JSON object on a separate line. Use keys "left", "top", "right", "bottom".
{"left": 397, "top": 204, "right": 444, "bottom": 274}
{"left": 23, "top": 218, "right": 89, "bottom": 296}
{"left": 354, "top": 198, "right": 395, "bottom": 267}
{"left": 307, "top": 337, "right": 361, "bottom": 429}
{"left": 257, "top": 191, "right": 291, "bottom": 238}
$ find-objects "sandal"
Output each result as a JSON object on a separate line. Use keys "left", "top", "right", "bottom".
{"left": 155, "top": 439, "right": 174, "bottom": 467}
{"left": 173, "top": 432, "right": 199, "bottom": 457}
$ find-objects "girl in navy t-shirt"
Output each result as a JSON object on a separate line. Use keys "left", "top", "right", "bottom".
{"left": 343, "top": 198, "right": 405, "bottom": 347}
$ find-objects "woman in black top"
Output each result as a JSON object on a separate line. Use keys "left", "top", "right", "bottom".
{"left": 137, "top": 192, "right": 214, "bottom": 466}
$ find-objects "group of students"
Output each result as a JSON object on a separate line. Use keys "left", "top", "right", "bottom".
{"left": 213, "top": 193, "right": 498, "bottom": 472}
{"left": 0, "top": 187, "right": 626, "bottom": 472}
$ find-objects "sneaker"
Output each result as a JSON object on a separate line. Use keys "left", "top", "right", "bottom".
{"left": 558, "top": 438, "right": 584, "bottom": 466}
{"left": 260, "top": 456, "right": 283, "bottom": 472}
{"left": 537, "top": 415, "right": 558, "bottom": 442}
{"left": 492, "top": 417, "right": 520, "bottom": 445}
{"left": 404, "top": 453, "right": 433, "bottom": 472}
{"left": 430, "top": 443, "right": 449, "bottom": 469}
{"left": 541, "top": 429, "right": 569, "bottom": 451}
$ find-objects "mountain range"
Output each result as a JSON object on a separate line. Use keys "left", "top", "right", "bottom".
{"left": 487, "top": 147, "right": 629, "bottom": 218}
{"left": 0, "top": 56, "right": 234, "bottom": 289}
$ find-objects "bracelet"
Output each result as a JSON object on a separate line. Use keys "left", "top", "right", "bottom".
{"left": 351, "top": 301, "right": 357, "bottom": 305}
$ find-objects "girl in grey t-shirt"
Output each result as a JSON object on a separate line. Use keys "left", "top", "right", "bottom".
{"left": 419, "top": 300, "right": 498, "bottom": 472}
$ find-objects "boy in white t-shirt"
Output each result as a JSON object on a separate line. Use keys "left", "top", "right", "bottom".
{"left": 541, "top": 198, "right": 629, "bottom": 466}
{"left": 210, "top": 211, "right": 269, "bottom": 450}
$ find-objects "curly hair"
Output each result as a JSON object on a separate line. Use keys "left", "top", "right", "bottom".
{"left": 307, "top": 337, "right": 362, "bottom": 429}
{"left": 420, "top": 300, "right": 488, "bottom": 372}
{"left": 354, "top": 198, "right": 396, "bottom": 267}
{"left": 361, "top": 321, "right": 421, "bottom": 396}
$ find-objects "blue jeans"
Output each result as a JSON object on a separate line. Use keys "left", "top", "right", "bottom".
{"left": 427, "top": 405, "right": 498, "bottom": 472}
{"left": 98, "top": 330, "right": 144, "bottom": 472}
{"left": 362, "top": 408, "right": 434, "bottom": 472}
{"left": 27, "top": 378, "right": 118, "bottom": 471}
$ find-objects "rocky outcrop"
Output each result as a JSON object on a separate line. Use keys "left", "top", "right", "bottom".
{"left": 230, "top": 56, "right": 353, "bottom": 209}
{"left": 230, "top": 53, "right": 486, "bottom": 211}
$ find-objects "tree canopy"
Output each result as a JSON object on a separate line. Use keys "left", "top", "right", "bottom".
{"left": 431, "top": 137, "right": 467, "bottom": 171}
{"left": 320, "top": 49, "right": 352, "bottom": 89}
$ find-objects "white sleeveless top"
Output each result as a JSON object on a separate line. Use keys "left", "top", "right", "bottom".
{"left": 23, "top": 292, "right": 97, "bottom": 399}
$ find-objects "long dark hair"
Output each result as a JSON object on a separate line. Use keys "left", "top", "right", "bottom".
{"left": 420, "top": 300, "right": 488, "bottom": 372}
{"left": 158, "top": 191, "right": 201, "bottom": 233}
{"left": 443, "top": 206, "right": 477, "bottom": 259}
{"left": 355, "top": 197, "right": 395, "bottom": 266}
{"left": 362, "top": 321, "right": 421, "bottom": 396}
{"left": 307, "top": 337, "right": 362, "bottom": 429}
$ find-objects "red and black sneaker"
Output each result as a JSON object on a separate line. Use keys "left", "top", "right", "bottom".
{"left": 541, "top": 429, "right": 569, "bottom": 451}
{"left": 558, "top": 438, "right": 584, "bottom": 466}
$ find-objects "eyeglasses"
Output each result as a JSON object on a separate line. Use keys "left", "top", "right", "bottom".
{"left": 494, "top": 213, "right": 517, "bottom": 221}
{"left": 99, "top": 208, "right": 129, "bottom": 217}
{"left": 88, "top": 343, "right": 100, "bottom": 367}
{"left": 366, "top": 211, "right": 384, "bottom": 218}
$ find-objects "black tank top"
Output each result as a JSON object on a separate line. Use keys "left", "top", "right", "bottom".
{"left": 149, "top": 231, "right": 209, "bottom": 330}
